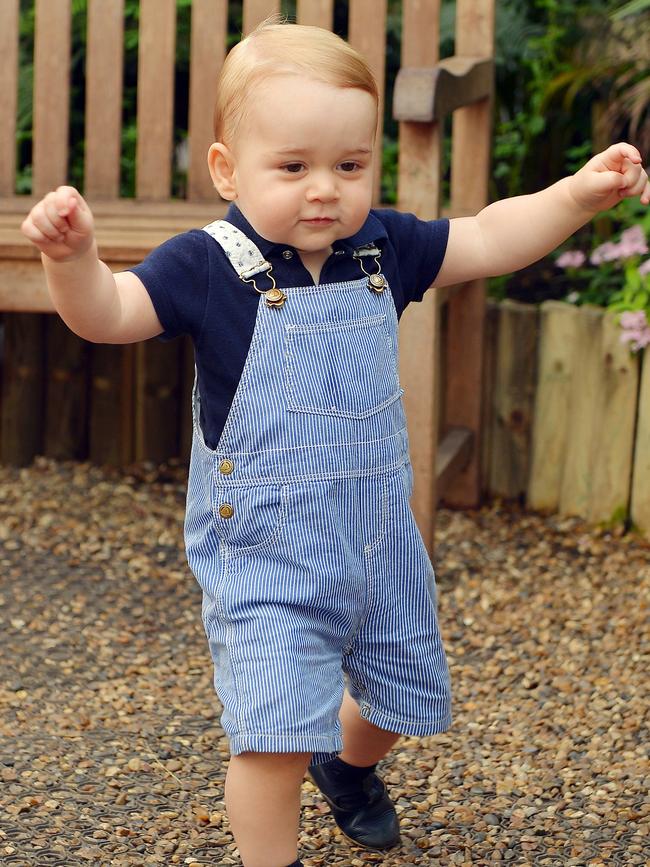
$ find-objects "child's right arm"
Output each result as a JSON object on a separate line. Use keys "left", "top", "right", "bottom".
{"left": 21, "top": 186, "right": 163, "bottom": 344}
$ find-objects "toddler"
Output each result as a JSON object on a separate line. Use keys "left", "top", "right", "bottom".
{"left": 21, "top": 20, "right": 649, "bottom": 867}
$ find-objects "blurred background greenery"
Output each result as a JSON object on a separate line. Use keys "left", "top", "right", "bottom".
{"left": 15, "top": 0, "right": 650, "bottom": 303}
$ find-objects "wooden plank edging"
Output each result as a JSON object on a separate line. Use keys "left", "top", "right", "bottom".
{"left": 558, "top": 306, "right": 604, "bottom": 518}
{"left": 630, "top": 349, "right": 650, "bottom": 535}
{"left": 587, "top": 311, "right": 639, "bottom": 524}
{"left": 485, "top": 299, "right": 538, "bottom": 500}
{"left": 527, "top": 301, "right": 578, "bottom": 512}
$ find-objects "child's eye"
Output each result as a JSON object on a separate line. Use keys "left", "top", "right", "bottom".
{"left": 338, "top": 161, "right": 361, "bottom": 173}
{"left": 282, "top": 163, "right": 305, "bottom": 174}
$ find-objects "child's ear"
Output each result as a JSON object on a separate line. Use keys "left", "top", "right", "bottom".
{"left": 208, "top": 142, "right": 237, "bottom": 201}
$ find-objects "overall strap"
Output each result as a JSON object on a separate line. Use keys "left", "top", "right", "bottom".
{"left": 202, "top": 220, "right": 272, "bottom": 281}
{"left": 203, "top": 220, "right": 286, "bottom": 307}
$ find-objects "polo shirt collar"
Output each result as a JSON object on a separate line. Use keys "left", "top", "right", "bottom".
{"left": 224, "top": 203, "right": 388, "bottom": 257}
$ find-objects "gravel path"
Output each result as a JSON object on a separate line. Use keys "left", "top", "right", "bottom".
{"left": 0, "top": 459, "right": 648, "bottom": 866}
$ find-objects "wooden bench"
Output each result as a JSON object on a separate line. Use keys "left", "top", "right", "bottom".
{"left": 0, "top": 0, "right": 494, "bottom": 550}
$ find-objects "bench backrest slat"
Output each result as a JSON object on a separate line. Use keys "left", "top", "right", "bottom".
{"left": 0, "top": 0, "right": 19, "bottom": 197}
{"left": 296, "top": 0, "right": 334, "bottom": 28}
{"left": 188, "top": 0, "right": 228, "bottom": 201}
{"left": 33, "top": 0, "right": 71, "bottom": 196}
{"left": 85, "top": 0, "right": 125, "bottom": 200}
{"left": 349, "top": 0, "right": 387, "bottom": 202}
{"left": 136, "top": 0, "right": 177, "bottom": 200}
{"left": 243, "top": 0, "right": 281, "bottom": 35}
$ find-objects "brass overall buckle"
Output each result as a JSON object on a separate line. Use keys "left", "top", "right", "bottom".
{"left": 353, "top": 245, "right": 387, "bottom": 293}
{"left": 242, "top": 267, "right": 287, "bottom": 309}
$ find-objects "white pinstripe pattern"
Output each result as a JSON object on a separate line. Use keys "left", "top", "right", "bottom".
{"left": 184, "top": 226, "right": 452, "bottom": 761}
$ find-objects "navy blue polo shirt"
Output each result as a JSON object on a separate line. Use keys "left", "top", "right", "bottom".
{"left": 130, "top": 204, "right": 449, "bottom": 449}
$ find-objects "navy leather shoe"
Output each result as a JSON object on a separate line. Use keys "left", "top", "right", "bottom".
{"left": 308, "top": 758, "right": 401, "bottom": 851}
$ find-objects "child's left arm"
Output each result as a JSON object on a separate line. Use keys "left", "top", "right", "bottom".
{"left": 436, "top": 143, "right": 650, "bottom": 288}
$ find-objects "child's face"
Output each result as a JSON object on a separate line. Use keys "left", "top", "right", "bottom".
{"left": 211, "top": 75, "right": 377, "bottom": 270}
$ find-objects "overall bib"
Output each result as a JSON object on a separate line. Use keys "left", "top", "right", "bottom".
{"left": 184, "top": 221, "right": 452, "bottom": 762}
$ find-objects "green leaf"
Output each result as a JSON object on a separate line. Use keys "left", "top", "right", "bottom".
{"left": 611, "top": 0, "right": 650, "bottom": 20}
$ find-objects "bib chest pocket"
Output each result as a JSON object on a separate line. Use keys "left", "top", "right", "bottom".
{"left": 284, "top": 314, "right": 402, "bottom": 420}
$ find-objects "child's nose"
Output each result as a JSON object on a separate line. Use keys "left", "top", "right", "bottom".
{"left": 305, "top": 171, "right": 339, "bottom": 202}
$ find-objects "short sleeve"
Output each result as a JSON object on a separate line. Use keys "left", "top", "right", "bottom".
{"left": 128, "top": 230, "right": 210, "bottom": 341}
{"left": 374, "top": 209, "right": 450, "bottom": 314}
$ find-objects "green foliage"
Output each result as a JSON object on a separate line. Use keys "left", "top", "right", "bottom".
{"left": 487, "top": 0, "right": 649, "bottom": 307}
{"left": 612, "top": 0, "right": 650, "bottom": 19}
{"left": 608, "top": 265, "right": 650, "bottom": 318}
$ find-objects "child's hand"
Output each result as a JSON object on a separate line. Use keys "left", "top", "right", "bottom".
{"left": 21, "top": 186, "right": 95, "bottom": 262}
{"left": 568, "top": 143, "right": 650, "bottom": 214}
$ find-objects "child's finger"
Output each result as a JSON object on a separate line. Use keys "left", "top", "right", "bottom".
{"left": 56, "top": 187, "right": 94, "bottom": 235}
{"left": 53, "top": 185, "right": 84, "bottom": 217}
{"left": 630, "top": 168, "right": 649, "bottom": 197}
{"left": 619, "top": 162, "right": 649, "bottom": 197}
{"left": 42, "top": 195, "right": 71, "bottom": 235}
{"left": 597, "top": 142, "right": 642, "bottom": 173}
{"left": 28, "top": 207, "right": 66, "bottom": 243}
{"left": 20, "top": 219, "right": 51, "bottom": 247}
{"left": 640, "top": 175, "right": 650, "bottom": 206}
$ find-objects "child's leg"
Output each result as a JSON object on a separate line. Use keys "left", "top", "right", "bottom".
{"left": 225, "top": 751, "right": 311, "bottom": 867}
{"left": 338, "top": 689, "right": 401, "bottom": 766}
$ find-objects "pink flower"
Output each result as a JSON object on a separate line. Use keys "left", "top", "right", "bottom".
{"left": 620, "top": 310, "right": 647, "bottom": 329}
{"left": 619, "top": 309, "right": 650, "bottom": 352}
{"left": 620, "top": 328, "right": 650, "bottom": 351}
{"left": 556, "top": 250, "right": 586, "bottom": 268}
{"left": 639, "top": 258, "right": 650, "bottom": 277}
{"left": 620, "top": 225, "right": 648, "bottom": 257}
{"left": 591, "top": 226, "right": 649, "bottom": 264}
{"left": 591, "top": 241, "right": 621, "bottom": 264}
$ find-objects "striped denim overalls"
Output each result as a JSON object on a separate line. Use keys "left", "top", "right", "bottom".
{"left": 184, "top": 221, "right": 452, "bottom": 761}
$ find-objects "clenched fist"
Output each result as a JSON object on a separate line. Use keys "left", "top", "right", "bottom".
{"left": 21, "top": 186, "right": 95, "bottom": 262}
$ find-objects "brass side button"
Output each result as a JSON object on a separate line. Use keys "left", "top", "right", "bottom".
{"left": 218, "top": 503, "right": 234, "bottom": 519}
{"left": 265, "top": 287, "right": 287, "bottom": 308}
{"left": 368, "top": 273, "right": 387, "bottom": 292}
{"left": 219, "top": 458, "right": 234, "bottom": 475}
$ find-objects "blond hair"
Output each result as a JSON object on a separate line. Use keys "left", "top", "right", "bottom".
{"left": 214, "top": 19, "right": 379, "bottom": 145}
